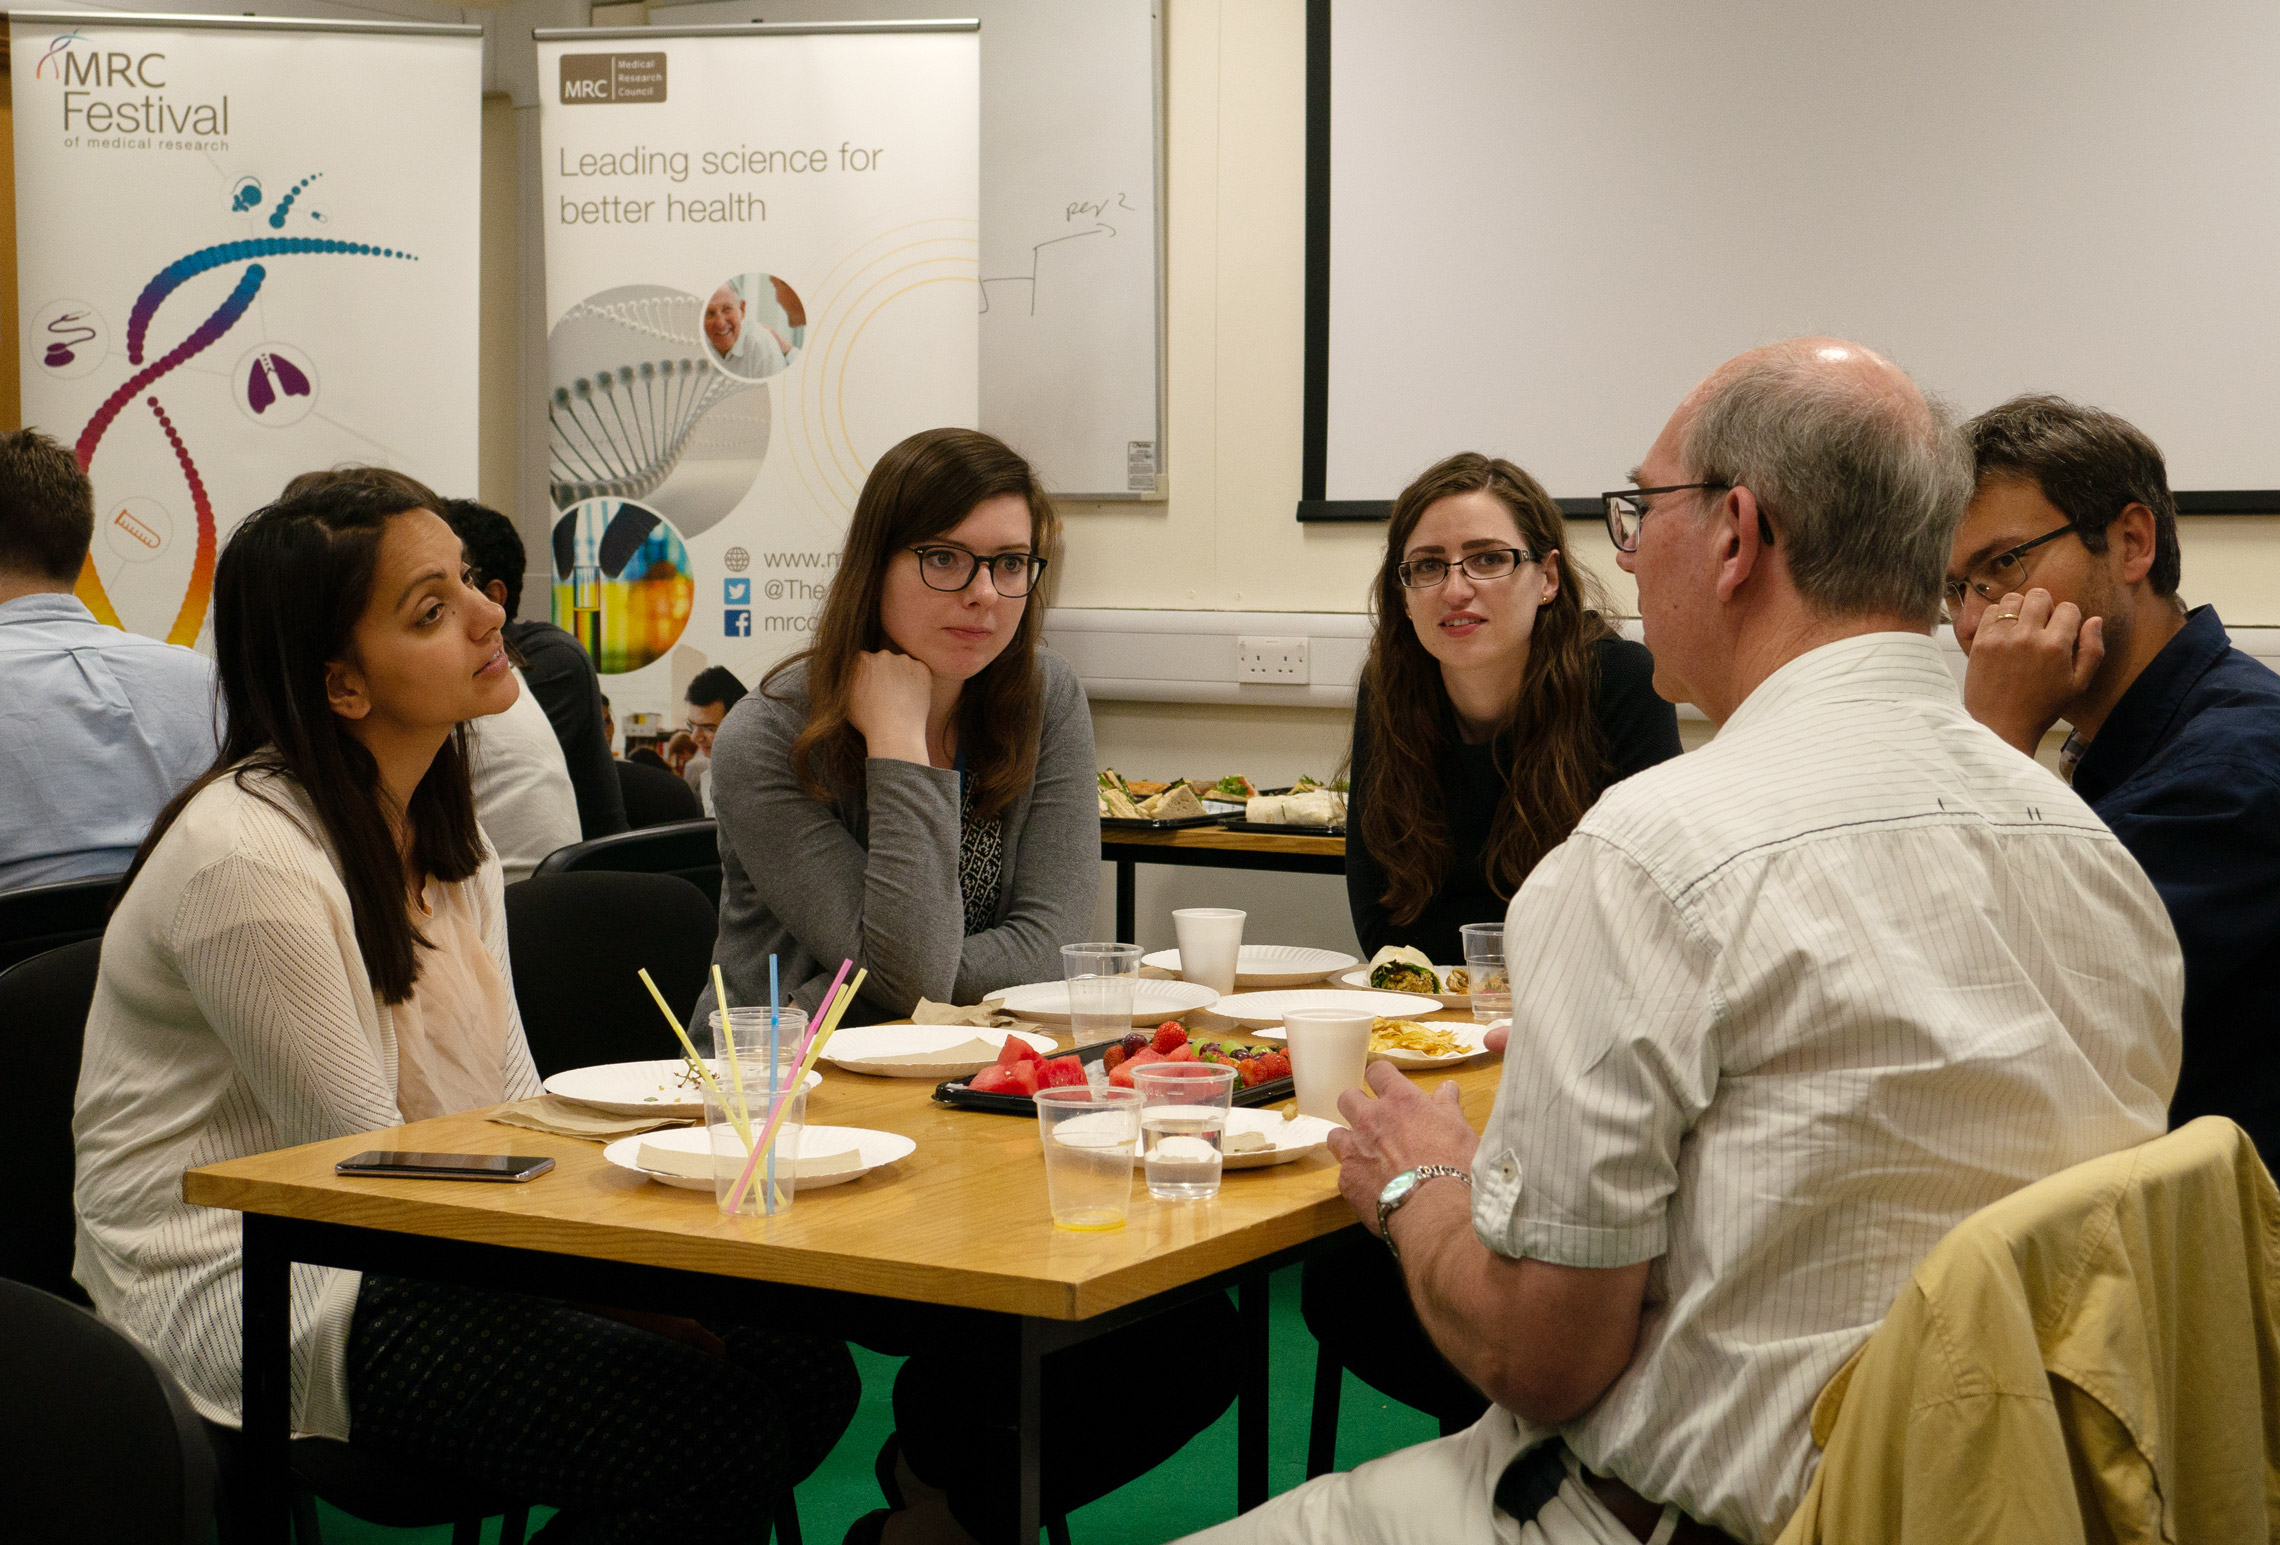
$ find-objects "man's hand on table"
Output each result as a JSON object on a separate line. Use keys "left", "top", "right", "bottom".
{"left": 1963, "top": 586, "right": 2104, "bottom": 756}
{"left": 1327, "top": 1062, "right": 1480, "bottom": 1240}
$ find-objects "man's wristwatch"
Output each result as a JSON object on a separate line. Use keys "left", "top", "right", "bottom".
{"left": 1376, "top": 1165, "right": 1472, "bottom": 1263}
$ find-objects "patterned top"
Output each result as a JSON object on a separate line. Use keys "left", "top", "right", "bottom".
{"left": 1469, "top": 631, "right": 2181, "bottom": 1542}
{"left": 958, "top": 775, "right": 1005, "bottom": 935}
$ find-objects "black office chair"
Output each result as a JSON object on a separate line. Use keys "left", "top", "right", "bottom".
{"left": 0, "top": 871, "right": 121, "bottom": 973}
{"left": 0, "top": 1277, "right": 217, "bottom": 1544}
{"left": 534, "top": 816, "right": 722, "bottom": 915}
{"left": 614, "top": 758, "right": 706, "bottom": 832}
{"left": 504, "top": 870, "right": 719, "bottom": 1077}
{"left": 0, "top": 942, "right": 529, "bottom": 1545}
{"left": 1302, "top": 1233, "right": 1490, "bottom": 1477}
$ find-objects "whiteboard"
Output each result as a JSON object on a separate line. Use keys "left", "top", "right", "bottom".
{"left": 1312, "top": 0, "right": 2280, "bottom": 512}
{"left": 655, "top": 0, "right": 1165, "bottom": 499}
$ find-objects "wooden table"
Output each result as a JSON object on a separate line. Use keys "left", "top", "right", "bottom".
{"left": 187, "top": 1010, "right": 1502, "bottom": 1543}
{"left": 1101, "top": 825, "right": 1347, "bottom": 940}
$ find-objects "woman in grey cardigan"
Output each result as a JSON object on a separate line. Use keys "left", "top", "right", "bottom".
{"left": 704, "top": 425, "right": 1099, "bottom": 1021}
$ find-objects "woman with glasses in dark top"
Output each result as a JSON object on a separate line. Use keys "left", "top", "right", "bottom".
{"left": 1318, "top": 452, "right": 1680, "bottom": 1431}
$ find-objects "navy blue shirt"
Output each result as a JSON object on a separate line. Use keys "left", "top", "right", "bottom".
{"left": 2072, "top": 605, "right": 2280, "bottom": 1160}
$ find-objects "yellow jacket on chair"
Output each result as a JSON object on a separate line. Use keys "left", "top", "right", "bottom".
{"left": 1775, "top": 1116, "right": 2280, "bottom": 1545}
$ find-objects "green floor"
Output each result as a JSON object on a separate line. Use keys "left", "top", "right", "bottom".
{"left": 310, "top": 1265, "right": 1439, "bottom": 1544}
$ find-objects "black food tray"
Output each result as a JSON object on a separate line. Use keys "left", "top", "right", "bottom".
{"left": 1100, "top": 813, "right": 1226, "bottom": 831}
{"left": 1218, "top": 818, "right": 1346, "bottom": 837}
{"left": 934, "top": 1037, "right": 1295, "bottom": 1115}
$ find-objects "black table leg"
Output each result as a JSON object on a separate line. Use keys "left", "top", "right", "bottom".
{"left": 241, "top": 1212, "right": 292, "bottom": 1543}
{"left": 1019, "top": 1317, "right": 1048, "bottom": 1542}
{"left": 1237, "top": 1272, "right": 1270, "bottom": 1512}
{"left": 1116, "top": 858, "right": 1137, "bottom": 942}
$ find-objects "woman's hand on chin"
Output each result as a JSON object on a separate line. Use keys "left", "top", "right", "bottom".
{"left": 849, "top": 649, "right": 935, "bottom": 764}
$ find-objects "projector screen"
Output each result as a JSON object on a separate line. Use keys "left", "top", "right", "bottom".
{"left": 1304, "top": 0, "right": 2280, "bottom": 518}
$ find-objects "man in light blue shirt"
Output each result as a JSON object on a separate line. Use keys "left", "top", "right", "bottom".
{"left": 0, "top": 429, "right": 218, "bottom": 891}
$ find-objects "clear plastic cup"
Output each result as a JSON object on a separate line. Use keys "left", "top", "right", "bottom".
{"left": 1133, "top": 1062, "right": 1237, "bottom": 1200}
{"left": 704, "top": 1058, "right": 804, "bottom": 1217}
{"left": 1284, "top": 1009, "right": 1373, "bottom": 1125}
{"left": 1460, "top": 923, "right": 1511, "bottom": 1024}
{"left": 1061, "top": 942, "right": 1142, "bottom": 1040}
{"left": 1036, "top": 1085, "right": 1143, "bottom": 1229}
{"left": 708, "top": 1005, "right": 810, "bottom": 1066}
{"left": 1171, "top": 909, "right": 1246, "bottom": 995}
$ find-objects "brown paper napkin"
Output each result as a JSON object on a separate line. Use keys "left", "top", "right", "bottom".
{"left": 912, "top": 998, "right": 1059, "bottom": 1042}
{"left": 488, "top": 1096, "right": 695, "bottom": 1142}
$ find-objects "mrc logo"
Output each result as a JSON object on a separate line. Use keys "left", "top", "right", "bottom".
{"left": 34, "top": 32, "right": 167, "bottom": 87}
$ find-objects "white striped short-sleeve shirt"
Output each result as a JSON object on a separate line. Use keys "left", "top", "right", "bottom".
{"left": 1471, "top": 631, "right": 2181, "bottom": 1543}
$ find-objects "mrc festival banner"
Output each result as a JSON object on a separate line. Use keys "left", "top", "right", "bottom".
{"left": 537, "top": 21, "right": 979, "bottom": 719}
{"left": 9, "top": 12, "right": 482, "bottom": 647}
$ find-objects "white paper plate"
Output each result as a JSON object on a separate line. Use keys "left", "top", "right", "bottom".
{"left": 1336, "top": 966, "right": 1472, "bottom": 1009}
{"left": 544, "top": 1059, "right": 821, "bottom": 1118}
{"left": 983, "top": 978, "right": 1219, "bottom": 1026}
{"left": 1143, "top": 945, "right": 1360, "bottom": 989}
{"left": 602, "top": 1124, "right": 917, "bottom": 1191}
{"left": 1220, "top": 1107, "right": 1338, "bottom": 1170}
{"left": 1207, "top": 988, "right": 1441, "bottom": 1030}
{"left": 1251, "top": 1017, "right": 1492, "bottom": 1066}
{"left": 822, "top": 1025, "right": 1059, "bottom": 1078}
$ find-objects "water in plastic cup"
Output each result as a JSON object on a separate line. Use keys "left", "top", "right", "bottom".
{"left": 1284, "top": 1009, "right": 1373, "bottom": 1125}
{"left": 1061, "top": 942, "right": 1142, "bottom": 1040}
{"left": 1134, "top": 1062, "right": 1236, "bottom": 1200}
{"left": 1171, "top": 908, "right": 1246, "bottom": 995}
{"left": 1036, "top": 1086, "right": 1143, "bottom": 1229}
{"left": 1460, "top": 923, "right": 1511, "bottom": 1024}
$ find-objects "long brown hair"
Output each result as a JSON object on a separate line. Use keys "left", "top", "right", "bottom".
{"left": 1358, "top": 453, "right": 1613, "bottom": 925}
{"left": 766, "top": 428, "right": 1061, "bottom": 821}
{"left": 119, "top": 469, "right": 487, "bottom": 1004}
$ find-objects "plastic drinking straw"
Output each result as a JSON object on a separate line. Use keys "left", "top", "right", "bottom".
{"left": 766, "top": 955, "right": 781, "bottom": 1209}
{"left": 799, "top": 959, "right": 854, "bottom": 1067}
{"left": 637, "top": 968, "right": 736, "bottom": 1118}
{"left": 732, "top": 967, "right": 867, "bottom": 1206}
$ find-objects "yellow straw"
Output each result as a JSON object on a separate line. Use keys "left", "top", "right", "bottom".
{"left": 637, "top": 968, "right": 732, "bottom": 1109}
{"left": 745, "top": 968, "right": 865, "bottom": 1164}
{"left": 712, "top": 964, "right": 753, "bottom": 1135}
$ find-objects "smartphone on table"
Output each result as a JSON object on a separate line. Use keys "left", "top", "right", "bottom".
{"left": 334, "top": 1151, "right": 555, "bottom": 1182}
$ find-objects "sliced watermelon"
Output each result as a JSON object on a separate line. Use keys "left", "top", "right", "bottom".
{"left": 970, "top": 1064, "right": 1020, "bottom": 1094}
{"left": 995, "top": 1035, "right": 1045, "bottom": 1068}
{"left": 1003, "top": 1059, "right": 1043, "bottom": 1097}
{"left": 1035, "top": 1054, "right": 1087, "bottom": 1090}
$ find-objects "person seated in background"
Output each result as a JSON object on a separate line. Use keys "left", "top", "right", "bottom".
{"left": 439, "top": 497, "right": 628, "bottom": 841}
{"left": 667, "top": 663, "right": 749, "bottom": 815}
{"left": 1195, "top": 340, "right": 2182, "bottom": 1545}
{"left": 0, "top": 428, "right": 219, "bottom": 891}
{"left": 701, "top": 427, "right": 1230, "bottom": 1544}
{"left": 1319, "top": 451, "right": 1682, "bottom": 1433}
{"left": 73, "top": 468, "right": 856, "bottom": 1532}
{"left": 1948, "top": 395, "right": 2280, "bottom": 1162}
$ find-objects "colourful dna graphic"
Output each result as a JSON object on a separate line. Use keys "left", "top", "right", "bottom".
{"left": 72, "top": 228, "right": 419, "bottom": 643}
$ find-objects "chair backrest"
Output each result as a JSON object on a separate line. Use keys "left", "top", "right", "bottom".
{"left": 0, "top": 872, "right": 121, "bottom": 973}
{"left": 535, "top": 815, "right": 720, "bottom": 911}
{"left": 504, "top": 871, "right": 720, "bottom": 1078}
{"left": 0, "top": 1277, "right": 216, "bottom": 1544}
{"left": 614, "top": 757, "right": 706, "bottom": 831}
{"left": 0, "top": 938, "right": 104, "bottom": 1303}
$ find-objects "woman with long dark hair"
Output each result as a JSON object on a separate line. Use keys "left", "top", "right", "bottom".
{"left": 1316, "top": 452, "right": 1681, "bottom": 1431}
{"left": 703, "top": 426, "right": 1100, "bottom": 1021}
{"left": 73, "top": 469, "right": 855, "bottom": 1536}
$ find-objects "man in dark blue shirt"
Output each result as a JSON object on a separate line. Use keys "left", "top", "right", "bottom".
{"left": 1946, "top": 394, "right": 2280, "bottom": 1159}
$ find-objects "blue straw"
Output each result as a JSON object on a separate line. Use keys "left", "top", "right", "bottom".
{"left": 767, "top": 955, "right": 780, "bottom": 1209}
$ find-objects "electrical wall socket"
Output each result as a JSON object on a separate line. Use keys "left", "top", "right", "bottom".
{"left": 1236, "top": 635, "right": 1310, "bottom": 683}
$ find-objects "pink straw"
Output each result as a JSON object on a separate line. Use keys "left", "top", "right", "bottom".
{"left": 730, "top": 959, "right": 853, "bottom": 1211}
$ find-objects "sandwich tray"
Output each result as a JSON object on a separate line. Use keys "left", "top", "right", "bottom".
{"left": 933, "top": 1038, "right": 1295, "bottom": 1115}
{"left": 1100, "top": 813, "right": 1227, "bottom": 832}
{"left": 1217, "top": 818, "right": 1346, "bottom": 837}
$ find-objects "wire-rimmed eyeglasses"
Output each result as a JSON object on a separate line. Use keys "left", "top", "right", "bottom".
{"left": 908, "top": 545, "right": 1048, "bottom": 598}
{"left": 1396, "top": 547, "right": 1534, "bottom": 589}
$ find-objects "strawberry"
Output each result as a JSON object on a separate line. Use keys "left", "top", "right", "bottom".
{"left": 1254, "top": 1050, "right": 1291, "bottom": 1081}
{"left": 1102, "top": 1045, "right": 1128, "bottom": 1072}
{"left": 1151, "top": 1023, "right": 1189, "bottom": 1056}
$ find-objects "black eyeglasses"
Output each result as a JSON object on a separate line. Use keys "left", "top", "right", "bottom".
{"left": 1941, "top": 524, "right": 2076, "bottom": 610}
{"left": 1396, "top": 547, "right": 1535, "bottom": 589}
{"left": 1600, "top": 483, "right": 1730, "bottom": 553}
{"left": 908, "top": 545, "right": 1047, "bottom": 598}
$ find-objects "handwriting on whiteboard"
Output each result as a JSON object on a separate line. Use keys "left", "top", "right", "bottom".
{"left": 980, "top": 192, "right": 1137, "bottom": 316}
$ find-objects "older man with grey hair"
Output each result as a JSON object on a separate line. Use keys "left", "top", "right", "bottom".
{"left": 1189, "top": 339, "right": 2180, "bottom": 1545}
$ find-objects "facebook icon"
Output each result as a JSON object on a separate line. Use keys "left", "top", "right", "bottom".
{"left": 724, "top": 577, "right": 752, "bottom": 604}
{"left": 724, "top": 609, "right": 752, "bottom": 637}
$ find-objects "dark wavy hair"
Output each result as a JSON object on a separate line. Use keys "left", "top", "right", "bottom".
{"left": 120, "top": 469, "right": 486, "bottom": 1004}
{"left": 1358, "top": 453, "right": 1614, "bottom": 925}
{"left": 765, "top": 428, "right": 1060, "bottom": 823}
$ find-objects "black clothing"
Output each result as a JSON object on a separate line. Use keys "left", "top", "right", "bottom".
{"left": 2069, "top": 605, "right": 2280, "bottom": 1160}
{"left": 1345, "top": 634, "right": 1681, "bottom": 963}
{"left": 1299, "top": 1232, "right": 1489, "bottom": 1431}
{"left": 506, "top": 620, "right": 628, "bottom": 840}
{"left": 616, "top": 757, "right": 705, "bottom": 829}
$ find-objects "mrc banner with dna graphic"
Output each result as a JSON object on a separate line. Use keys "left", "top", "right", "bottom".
{"left": 537, "top": 21, "right": 978, "bottom": 718}
{"left": 9, "top": 12, "right": 482, "bottom": 648}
